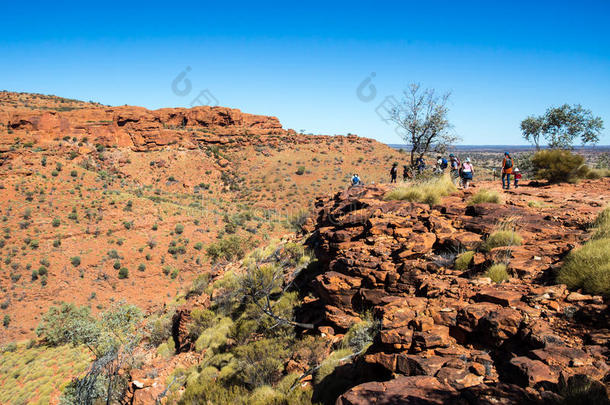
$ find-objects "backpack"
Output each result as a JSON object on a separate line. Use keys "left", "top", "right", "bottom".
{"left": 504, "top": 157, "right": 513, "bottom": 169}
{"left": 440, "top": 158, "right": 448, "bottom": 169}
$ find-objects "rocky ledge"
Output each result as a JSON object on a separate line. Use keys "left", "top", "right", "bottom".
{"left": 301, "top": 183, "right": 609, "bottom": 403}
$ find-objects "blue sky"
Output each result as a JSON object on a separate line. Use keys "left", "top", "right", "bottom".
{"left": 1, "top": 0, "right": 609, "bottom": 145}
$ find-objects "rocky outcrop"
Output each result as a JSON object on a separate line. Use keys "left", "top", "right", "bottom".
{"left": 304, "top": 184, "right": 609, "bottom": 403}
{"left": 1, "top": 104, "right": 300, "bottom": 150}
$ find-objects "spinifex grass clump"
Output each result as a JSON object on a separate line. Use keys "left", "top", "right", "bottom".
{"left": 484, "top": 230, "right": 523, "bottom": 251}
{"left": 454, "top": 251, "right": 475, "bottom": 270}
{"left": 385, "top": 175, "right": 456, "bottom": 205}
{"left": 591, "top": 205, "right": 610, "bottom": 240}
{"left": 486, "top": 263, "right": 509, "bottom": 283}
{"left": 558, "top": 207, "right": 610, "bottom": 297}
{"left": 468, "top": 189, "right": 502, "bottom": 205}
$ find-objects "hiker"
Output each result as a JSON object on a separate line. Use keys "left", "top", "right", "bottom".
{"left": 402, "top": 165, "right": 409, "bottom": 181}
{"left": 514, "top": 168, "right": 522, "bottom": 188}
{"left": 501, "top": 151, "right": 514, "bottom": 190}
{"left": 436, "top": 155, "right": 448, "bottom": 174}
{"left": 390, "top": 163, "right": 398, "bottom": 183}
{"left": 416, "top": 157, "right": 426, "bottom": 174}
{"left": 460, "top": 157, "right": 474, "bottom": 189}
{"left": 449, "top": 154, "right": 461, "bottom": 185}
{"left": 351, "top": 173, "right": 362, "bottom": 186}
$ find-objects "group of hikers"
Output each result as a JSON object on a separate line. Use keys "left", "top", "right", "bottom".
{"left": 351, "top": 151, "right": 522, "bottom": 190}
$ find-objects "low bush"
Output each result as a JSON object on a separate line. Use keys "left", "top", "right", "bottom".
{"left": 295, "top": 166, "right": 306, "bottom": 175}
{"left": 118, "top": 267, "right": 129, "bottom": 279}
{"left": 486, "top": 263, "right": 509, "bottom": 283}
{"left": 532, "top": 149, "right": 590, "bottom": 183}
{"left": 70, "top": 256, "right": 81, "bottom": 267}
{"left": 454, "top": 251, "right": 475, "bottom": 270}
{"left": 385, "top": 175, "right": 456, "bottom": 205}
{"left": 35, "top": 303, "right": 95, "bottom": 346}
{"left": 557, "top": 238, "right": 610, "bottom": 297}
{"left": 206, "top": 235, "right": 251, "bottom": 264}
{"left": 468, "top": 189, "right": 502, "bottom": 205}
{"left": 175, "top": 224, "right": 185, "bottom": 234}
{"left": 484, "top": 230, "right": 522, "bottom": 251}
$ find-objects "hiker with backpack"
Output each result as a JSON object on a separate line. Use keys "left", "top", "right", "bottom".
{"left": 416, "top": 157, "right": 426, "bottom": 174}
{"left": 513, "top": 168, "right": 522, "bottom": 188}
{"left": 501, "top": 151, "right": 514, "bottom": 190}
{"left": 351, "top": 173, "right": 362, "bottom": 186}
{"left": 390, "top": 163, "right": 398, "bottom": 183}
{"left": 460, "top": 157, "right": 474, "bottom": 189}
{"left": 449, "top": 154, "right": 461, "bottom": 185}
{"left": 402, "top": 165, "right": 409, "bottom": 182}
{"left": 436, "top": 155, "right": 448, "bottom": 174}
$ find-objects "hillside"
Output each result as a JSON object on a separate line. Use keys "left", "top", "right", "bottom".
{"left": 115, "top": 177, "right": 609, "bottom": 405}
{"left": 0, "top": 92, "right": 403, "bottom": 345}
{"left": 1, "top": 92, "right": 608, "bottom": 405}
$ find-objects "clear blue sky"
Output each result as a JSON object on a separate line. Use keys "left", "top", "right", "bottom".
{"left": 1, "top": 0, "right": 609, "bottom": 145}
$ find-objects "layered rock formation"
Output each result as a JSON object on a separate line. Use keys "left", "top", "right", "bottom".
{"left": 302, "top": 184, "right": 609, "bottom": 403}
{"left": 2, "top": 104, "right": 290, "bottom": 151}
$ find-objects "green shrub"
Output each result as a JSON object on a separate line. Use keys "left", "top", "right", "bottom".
{"left": 147, "top": 312, "right": 174, "bottom": 347}
{"left": 455, "top": 251, "right": 475, "bottom": 270}
{"left": 340, "top": 317, "right": 378, "bottom": 354}
{"left": 3, "top": 314, "right": 10, "bottom": 327}
{"left": 558, "top": 238, "right": 610, "bottom": 297}
{"left": 175, "top": 224, "right": 184, "bottom": 234}
{"left": 386, "top": 175, "right": 456, "bottom": 205}
{"left": 118, "top": 267, "right": 129, "bottom": 279}
{"left": 468, "top": 189, "right": 502, "bottom": 205}
{"left": 38, "top": 266, "right": 48, "bottom": 276}
{"left": 70, "top": 256, "right": 81, "bottom": 267}
{"left": 195, "top": 316, "right": 233, "bottom": 354}
{"left": 194, "top": 242, "right": 203, "bottom": 250}
{"left": 52, "top": 218, "right": 61, "bottom": 227}
{"left": 138, "top": 263, "right": 146, "bottom": 272}
{"left": 35, "top": 303, "right": 95, "bottom": 346}
{"left": 234, "top": 338, "right": 289, "bottom": 388}
{"left": 484, "top": 230, "right": 522, "bottom": 251}
{"left": 206, "top": 235, "right": 251, "bottom": 263}
{"left": 295, "top": 166, "right": 306, "bottom": 175}
{"left": 70, "top": 170, "right": 78, "bottom": 177}
{"left": 113, "top": 260, "right": 121, "bottom": 270}
{"left": 532, "top": 149, "right": 590, "bottom": 183}
{"left": 486, "top": 263, "right": 509, "bottom": 283}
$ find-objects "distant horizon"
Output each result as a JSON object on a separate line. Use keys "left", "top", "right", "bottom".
{"left": 387, "top": 144, "right": 610, "bottom": 149}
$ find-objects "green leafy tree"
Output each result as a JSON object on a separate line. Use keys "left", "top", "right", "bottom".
{"left": 520, "top": 116, "right": 545, "bottom": 150}
{"left": 521, "top": 104, "right": 604, "bottom": 149}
